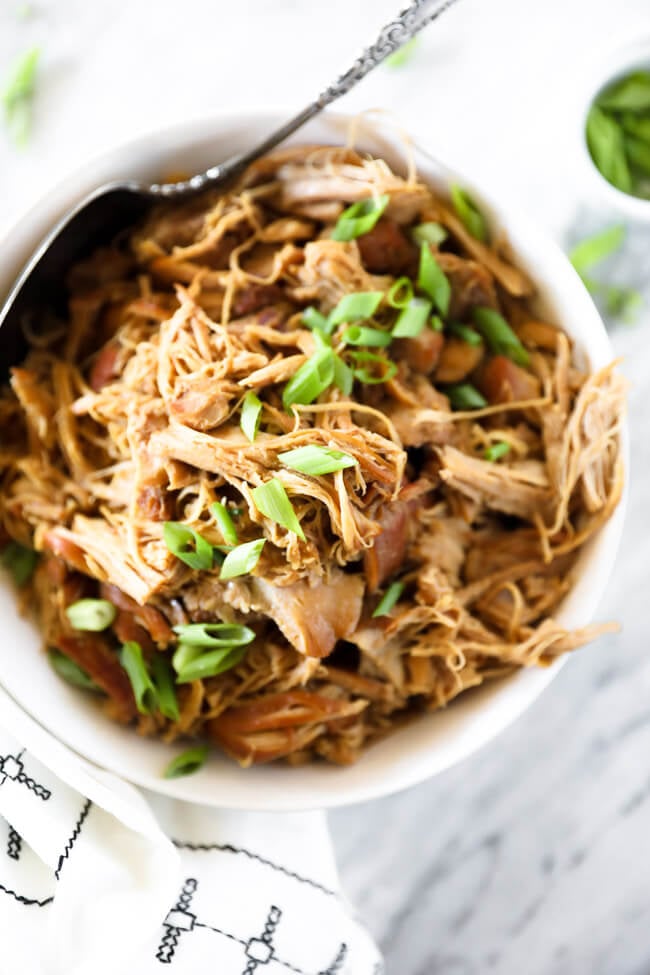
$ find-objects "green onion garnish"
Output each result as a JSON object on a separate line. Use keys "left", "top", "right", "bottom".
{"left": 348, "top": 351, "right": 398, "bottom": 385}
{"left": 240, "top": 391, "right": 263, "bottom": 443}
{"left": 569, "top": 224, "right": 626, "bottom": 275}
{"left": 175, "top": 646, "right": 247, "bottom": 683}
{"left": 384, "top": 37, "right": 418, "bottom": 69}
{"left": 342, "top": 324, "right": 392, "bottom": 347}
{"left": 1, "top": 46, "right": 39, "bottom": 146}
{"left": 327, "top": 291, "right": 384, "bottom": 327}
{"left": 48, "top": 650, "right": 99, "bottom": 691}
{"left": 251, "top": 478, "right": 306, "bottom": 540}
{"left": 598, "top": 70, "right": 650, "bottom": 112}
{"left": 472, "top": 307, "right": 530, "bottom": 366}
{"left": 484, "top": 441, "right": 511, "bottom": 462}
{"left": 430, "top": 315, "right": 444, "bottom": 332}
{"left": 333, "top": 355, "right": 354, "bottom": 395}
{"left": 163, "top": 744, "right": 210, "bottom": 779}
{"left": 331, "top": 195, "right": 390, "bottom": 242}
{"left": 278, "top": 444, "right": 357, "bottom": 476}
{"left": 417, "top": 244, "right": 451, "bottom": 315}
{"left": 447, "top": 322, "right": 483, "bottom": 346}
{"left": 302, "top": 306, "right": 332, "bottom": 334}
{"left": 210, "top": 501, "right": 239, "bottom": 547}
{"left": 120, "top": 641, "right": 158, "bottom": 714}
{"left": 443, "top": 383, "right": 488, "bottom": 410}
{"left": 411, "top": 222, "right": 447, "bottom": 247}
{"left": 219, "top": 538, "right": 266, "bottom": 580}
{"left": 172, "top": 622, "right": 256, "bottom": 648}
{"left": 151, "top": 654, "right": 180, "bottom": 721}
{"left": 1, "top": 540, "right": 38, "bottom": 586}
{"left": 392, "top": 296, "right": 432, "bottom": 338}
{"left": 172, "top": 642, "right": 200, "bottom": 673}
{"left": 372, "top": 580, "right": 405, "bottom": 618}
{"left": 620, "top": 112, "right": 650, "bottom": 141}
{"left": 450, "top": 184, "right": 489, "bottom": 242}
{"left": 586, "top": 105, "right": 632, "bottom": 193}
{"left": 387, "top": 277, "right": 414, "bottom": 309}
{"left": 65, "top": 598, "right": 116, "bottom": 632}
{"left": 163, "top": 522, "right": 214, "bottom": 570}
{"left": 282, "top": 344, "right": 335, "bottom": 410}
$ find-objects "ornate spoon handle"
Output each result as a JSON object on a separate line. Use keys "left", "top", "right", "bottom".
{"left": 152, "top": 0, "right": 461, "bottom": 196}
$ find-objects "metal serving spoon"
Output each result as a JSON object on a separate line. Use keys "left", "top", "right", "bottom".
{"left": 0, "top": 0, "right": 459, "bottom": 370}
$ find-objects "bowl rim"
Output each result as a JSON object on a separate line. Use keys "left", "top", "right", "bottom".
{"left": 0, "top": 108, "right": 628, "bottom": 810}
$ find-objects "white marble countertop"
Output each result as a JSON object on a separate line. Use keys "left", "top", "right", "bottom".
{"left": 2, "top": 0, "right": 650, "bottom": 971}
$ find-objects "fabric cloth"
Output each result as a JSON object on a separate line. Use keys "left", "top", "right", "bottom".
{"left": 0, "top": 686, "right": 382, "bottom": 975}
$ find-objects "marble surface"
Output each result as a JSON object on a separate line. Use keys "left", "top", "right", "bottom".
{"left": 2, "top": 0, "right": 650, "bottom": 971}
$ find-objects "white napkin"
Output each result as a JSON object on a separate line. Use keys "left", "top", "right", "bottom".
{"left": 0, "top": 686, "right": 382, "bottom": 975}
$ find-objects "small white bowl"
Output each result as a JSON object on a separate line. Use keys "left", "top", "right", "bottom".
{"left": 577, "top": 35, "right": 650, "bottom": 220}
{"left": 0, "top": 110, "right": 627, "bottom": 810}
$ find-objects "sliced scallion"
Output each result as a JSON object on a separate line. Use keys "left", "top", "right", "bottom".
{"left": 342, "top": 324, "right": 392, "bottom": 347}
{"left": 385, "top": 37, "right": 418, "bottom": 68}
{"left": 282, "top": 345, "right": 335, "bottom": 410}
{"left": 278, "top": 444, "right": 357, "bottom": 476}
{"left": 48, "top": 650, "right": 99, "bottom": 692}
{"left": 443, "top": 382, "right": 488, "bottom": 410}
{"left": 448, "top": 322, "right": 483, "bottom": 346}
{"left": 333, "top": 355, "right": 354, "bottom": 395}
{"left": 1, "top": 46, "right": 39, "bottom": 146}
{"left": 175, "top": 646, "right": 247, "bottom": 683}
{"left": 597, "top": 70, "right": 650, "bottom": 112}
{"left": 65, "top": 598, "right": 116, "bottom": 632}
{"left": 349, "top": 351, "right": 398, "bottom": 385}
{"left": 586, "top": 105, "right": 632, "bottom": 193}
{"left": 417, "top": 244, "right": 451, "bottom": 315}
{"left": 569, "top": 224, "right": 625, "bottom": 275}
{"left": 387, "top": 277, "right": 414, "bottom": 309}
{"left": 120, "top": 641, "right": 158, "bottom": 715}
{"left": 302, "top": 306, "right": 332, "bottom": 334}
{"left": 251, "top": 478, "right": 306, "bottom": 540}
{"left": 1, "top": 540, "right": 38, "bottom": 586}
{"left": 151, "top": 654, "right": 180, "bottom": 721}
{"left": 472, "top": 307, "right": 530, "bottom": 366}
{"left": 240, "top": 391, "right": 263, "bottom": 443}
{"left": 172, "top": 622, "right": 256, "bottom": 648}
{"left": 430, "top": 315, "right": 444, "bottom": 332}
{"left": 372, "top": 580, "right": 405, "bottom": 618}
{"left": 163, "top": 522, "right": 214, "bottom": 571}
{"left": 219, "top": 538, "right": 266, "bottom": 580}
{"left": 327, "top": 291, "right": 383, "bottom": 327}
{"left": 163, "top": 744, "right": 210, "bottom": 779}
{"left": 484, "top": 441, "right": 511, "bottom": 462}
{"left": 331, "top": 194, "right": 390, "bottom": 242}
{"left": 392, "top": 296, "right": 432, "bottom": 338}
{"left": 411, "top": 222, "right": 447, "bottom": 247}
{"left": 450, "top": 184, "right": 489, "bottom": 242}
{"left": 210, "top": 501, "right": 239, "bottom": 547}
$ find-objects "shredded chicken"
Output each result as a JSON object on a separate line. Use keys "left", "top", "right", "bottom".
{"left": 0, "top": 143, "right": 625, "bottom": 767}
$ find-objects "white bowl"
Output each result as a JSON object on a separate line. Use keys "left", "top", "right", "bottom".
{"left": 0, "top": 110, "right": 627, "bottom": 810}
{"left": 577, "top": 34, "right": 650, "bottom": 220}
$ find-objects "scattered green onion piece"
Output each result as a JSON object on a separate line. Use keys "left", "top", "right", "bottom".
{"left": 444, "top": 383, "right": 488, "bottom": 410}
{"left": 569, "top": 224, "right": 625, "bottom": 275}
{"left": 210, "top": 501, "right": 239, "bottom": 547}
{"left": 384, "top": 37, "right": 418, "bottom": 68}
{"left": 1, "top": 46, "right": 39, "bottom": 146}
{"left": 450, "top": 184, "right": 489, "bottom": 242}
{"left": 151, "top": 654, "right": 180, "bottom": 721}
{"left": 251, "top": 478, "right": 306, "bottom": 540}
{"left": 331, "top": 194, "right": 390, "bottom": 242}
{"left": 172, "top": 622, "right": 256, "bottom": 648}
{"left": 163, "top": 522, "right": 214, "bottom": 571}
{"left": 278, "top": 444, "right": 357, "bottom": 476}
{"left": 327, "top": 291, "right": 384, "bottom": 326}
{"left": 176, "top": 646, "right": 248, "bottom": 683}
{"left": 65, "top": 598, "right": 116, "bottom": 632}
{"left": 392, "top": 296, "right": 432, "bottom": 338}
{"left": 302, "top": 306, "right": 331, "bottom": 334}
{"left": 586, "top": 105, "right": 632, "bottom": 193}
{"left": 417, "top": 243, "right": 451, "bottom": 315}
{"left": 163, "top": 744, "right": 209, "bottom": 779}
{"left": 430, "top": 315, "right": 444, "bottom": 332}
{"left": 447, "top": 322, "right": 483, "bottom": 346}
{"left": 597, "top": 70, "right": 650, "bottom": 112}
{"left": 48, "top": 650, "right": 99, "bottom": 691}
{"left": 240, "top": 391, "right": 262, "bottom": 443}
{"left": 220, "top": 538, "right": 266, "bottom": 580}
{"left": 282, "top": 344, "right": 335, "bottom": 410}
{"left": 620, "top": 112, "right": 650, "bottom": 142}
{"left": 342, "top": 324, "right": 392, "bottom": 347}
{"left": 387, "top": 277, "right": 414, "bottom": 309}
{"left": 624, "top": 134, "right": 650, "bottom": 175}
{"left": 333, "top": 355, "right": 354, "bottom": 395}
{"left": 472, "top": 307, "right": 530, "bottom": 366}
{"left": 1, "top": 541, "right": 38, "bottom": 586}
{"left": 120, "top": 641, "right": 158, "bottom": 715}
{"left": 372, "top": 581, "right": 405, "bottom": 618}
{"left": 484, "top": 441, "right": 511, "bottom": 462}
{"left": 603, "top": 283, "right": 643, "bottom": 321}
{"left": 411, "top": 222, "right": 447, "bottom": 247}
{"left": 172, "top": 642, "right": 201, "bottom": 673}
{"left": 349, "top": 351, "right": 398, "bottom": 385}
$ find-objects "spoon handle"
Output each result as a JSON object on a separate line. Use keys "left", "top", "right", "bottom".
{"left": 151, "top": 0, "right": 461, "bottom": 197}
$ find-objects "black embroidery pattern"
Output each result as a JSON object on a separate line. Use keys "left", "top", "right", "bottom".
{"left": 157, "top": 877, "right": 198, "bottom": 963}
{"left": 0, "top": 882, "right": 53, "bottom": 908}
{"left": 7, "top": 825, "right": 22, "bottom": 861}
{"left": 0, "top": 751, "right": 51, "bottom": 801}
{"left": 54, "top": 798, "right": 91, "bottom": 880}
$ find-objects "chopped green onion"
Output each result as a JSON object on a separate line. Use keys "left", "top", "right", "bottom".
{"left": 620, "top": 112, "right": 650, "bottom": 142}
{"left": 450, "top": 184, "right": 489, "bottom": 242}
{"left": 349, "top": 351, "right": 398, "bottom": 385}
{"left": 302, "top": 306, "right": 332, "bottom": 334}
{"left": 333, "top": 355, "right": 354, "bottom": 395}
{"left": 151, "top": 655, "right": 180, "bottom": 721}
{"left": 327, "top": 291, "right": 384, "bottom": 327}
{"left": 163, "top": 522, "right": 214, "bottom": 571}
{"left": 342, "top": 324, "right": 392, "bottom": 347}
{"left": 598, "top": 70, "right": 650, "bottom": 112}
{"left": 417, "top": 244, "right": 451, "bottom": 315}
{"left": 210, "top": 501, "right": 239, "bottom": 547}
{"left": 586, "top": 105, "right": 632, "bottom": 193}
{"left": 443, "top": 383, "right": 488, "bottom": 410}
{"left": 278, "top": 444, "right": 356, "bottom": 476}
{"left": 625, "top": 134, "right": 650, "bottom": 175}
{"left": 172, "top": 642, "right": 201, "bottom": 673}
{"left": 252, "top": 478, "right": 306, "bottom": 540}
{"left": 240, "top": 391, "right": 262, "bottom": 443}
{"left": 447, "top": 322, "right": 483, "bottom": 346}
{"left": 603, "top": 282, "right": 643, "bottom": 321}
{"left": 1, "top": 47, "right": 39, "bottom": 146}
{"left": 569, "top": 225, "right": 625, "bottom": 275}
{"left": 48, "top": 650, "right": 99, "bottom": 692}
{"left": 331, "top": 195, "right": 390, "bottom": 242}
{"left": 172, "top": 622, "right": 256, "bottom": 648}
{"left": 120, "top": 641, "right": 158, "bottom": 715}
{"left": 472, "top": 307, "right": 530, "bottom": 366}
{"left": 220, "top": 538, "right": 266, "bottom": 580}
{"left": 282, "top": 344, "right": 335, "bottom": 410}
{"left": 1, "top": 540, "right": 38, "bottom": 586}
{"left": 392, "top": 296, "right": 432, "bottom": 338}
{"left": 385, "top": 37, "right": 418, "bottom": 68}
{"left": 430, "top": 315, "right": 444, "bottom": 332}
{"left": 163, "top": 744, "right": 210, "bottom": 779}
{"left": 484, "top": 441, "right": 511, "bottom": 462}
{"left": 411, "top": 222, "right": 447, "bottom": 247}
{"left": 175, "top": 646, "right": 247, "bottom": 683}
{"left": 372, "top": 581, "right": 405, "bottom": 618}
{"left": 387, "top": 277, "right": 414, "bottom": 309}
{"left": 65, "top": 598, "right": 116, "bottom": 632}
